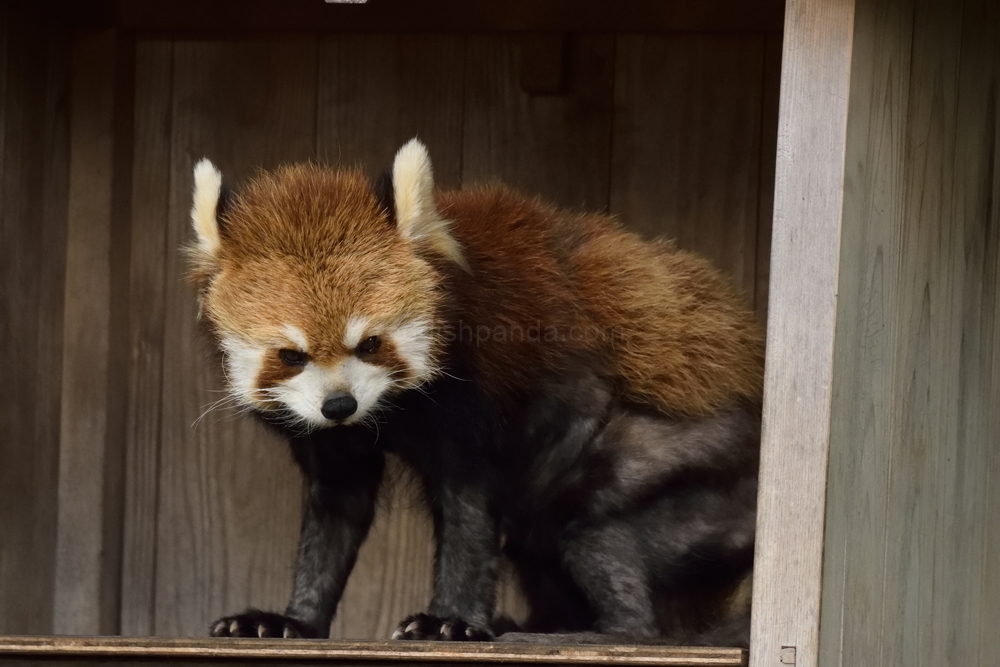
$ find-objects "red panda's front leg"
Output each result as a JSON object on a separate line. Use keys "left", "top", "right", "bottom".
{"left": 393, "top": 484, "right": 501, "bottom": 641}
{"left": 211, "top": 438, "right": 384, "bottom": 639}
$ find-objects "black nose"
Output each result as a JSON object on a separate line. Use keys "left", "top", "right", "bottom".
{"left": 321, "top": 393, "right": 358, "bottom": 421}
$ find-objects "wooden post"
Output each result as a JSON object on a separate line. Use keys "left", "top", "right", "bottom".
{"left": 749, "top": 0, "right": 856, "bottom": 664}
{"left": 755, "top": 0, "right": 1000, "bottom": 664}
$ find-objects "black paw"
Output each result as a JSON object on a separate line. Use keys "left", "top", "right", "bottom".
{"left": 210, "top": 608, "right": 314, "bottom": 639}
{"left": 391, "top": 613, "right": 493, "bottom": 641}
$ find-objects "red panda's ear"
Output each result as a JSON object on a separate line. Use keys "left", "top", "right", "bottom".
{"left": 392, "top": 139, "right": 469, "bottom": 272}
{"left": 189, "top": 158, "right": 224, "bottom": 272}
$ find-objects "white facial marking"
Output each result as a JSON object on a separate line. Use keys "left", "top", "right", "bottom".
{"left": 274, "top": 364, "right": 336, "bottom": 425}
{"left": 282, "top": 324, "right": 310, "bottom": 352}
{"left": 343, "top": 315, "right": 370, "bottom": 349}
{"left": 222, "top": 317, "right": 435, "bottom": 430}
{"left": 219, "top": 334, "right": 266, "bottom": 404}
{"left": 391, "top": 319, "right": 434, "bottom": 383}
{"left": 340, "top": 357, "right": 395, "bottom": 424}
{"left": 276, "top": 356, "right": 393, "bottom": 428}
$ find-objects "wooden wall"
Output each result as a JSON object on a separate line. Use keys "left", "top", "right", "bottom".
{"left": 0, "top": 5, "right": 71, "bottom": 636}
{"left": 0, "top": 26, "right": 780, "bottom": 638}
{"left": 123, "top": 32, "right": 780, "bottom": 640}
{"left": 817, "top": 0, "right": 1000, "bottom": 662}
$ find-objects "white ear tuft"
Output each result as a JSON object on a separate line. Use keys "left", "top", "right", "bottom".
{"left": 191, "top": 158, "right": 223, "bottom": 260}
{"left": 392, "top": 139, "right": 469, "bottom": 271}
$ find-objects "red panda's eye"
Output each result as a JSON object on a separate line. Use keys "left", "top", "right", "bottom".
{"left": 356, "top": 336, "right": 381, "bottom": 357}
{"left": 278, "top": 349, "right": 308, "bottom": 366}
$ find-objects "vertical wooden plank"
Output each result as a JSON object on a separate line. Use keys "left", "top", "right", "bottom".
{"left": 880, "top": 0, "right": 963, "bottom": 663}
{"left": 317, "top": 35, "right": 465, "bottom": 188}
{"left": 0, "top": 2, "right": 7, "bottom": 187}
{"left": 818, "top": 0, "right": 914, "bottom": 662}
{"left": 935, "top": 0, "right": 998, "bottom": 662}
{"left": 610, "top": 34, "right": 764, "bottom": 298}
{"left": 980, "top": 69, "right": 1000, "bottom": 664}
{"left": 820, "top": 0, "right": 1000, "bottom": 663}
{"left": 462, "top": 35, "right": 614, "bottom": 211}
{"left": 54, "top": 29, "right": 133, "bottom": 636}
{"left": 0, "top": 12, "right": 50, "bottom": 635}
{"left": 155, "top": 38, "right": 317, "bottom": 637}
{"left": 819, "top": 0, "right": 1000, "bottom": 662}
{"left": 754, "top": 33, "right": 782, "bottom": 322}
{"left": 54, "top": 29, "right": 116, "bottom": 635}
{"left": 120, "top": 38, "right": 174, "bottom": 637}
{"left": 33, "top": 28, "right": 72, "bottom": 636}
{"left": 748, "top": 0, "right": 857, "bottom": 664}
{"left": 103, "top": 30, "right": 136, "bottom": 638}
{"left": 316, "top": 35, "right": 465, "bottom": 639}
{"left": 0, "top": 17, "right": 70, "bottom": 636}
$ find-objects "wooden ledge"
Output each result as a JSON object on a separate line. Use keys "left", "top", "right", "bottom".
{"left": 0, "top": 636, "right": 746, "bottom": 666}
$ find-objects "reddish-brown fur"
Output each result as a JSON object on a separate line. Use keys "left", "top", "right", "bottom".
{"left": 436, "top": 187, "right": 764, "bottom": 417}
{"left": 191, "top": 166, "right": 446, "bottom": 384}
{"left": 191, "top": 165, "right": 763, "bottom": 418}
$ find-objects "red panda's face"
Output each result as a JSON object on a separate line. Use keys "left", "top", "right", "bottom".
{"left": 188, "top": 140, "right": 465, "bottom": 431}
{"left": 205, "top": 247, "right": 441, "bottom": 429}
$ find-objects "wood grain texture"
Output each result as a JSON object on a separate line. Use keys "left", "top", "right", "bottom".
{"left": 880, "top": 0, "right": 963, "bottom": 663}
{"left": 316, "top": 34, "right": 465, "bottom": 187}
{"left": 748, "top": 0, "right": 857, "bottom": 664}
{"left": 981, "top": 96, "right": 1000, "bottom": 666}
{"left": 54, "top": 29, "right": 125, "bottom": 636}
{"left": 119, "top": 39, "right": 174, "bottom": 637}
{"left": 54, "top": 29, "right": 136, "bottom": 636}
{"left": 818, "top": 0, "right": 1000, "bottom": 663}
{"left": 817, "top": 0, "right": 914, "bottom": 662}
{"left": 153, "top": 38, "right": 318, "bottom": 637}
{"left": 753, "top": 33, "right": 782, "bottom": 322}
{"left": 919, "top": 1, "right": 997, "bottom": 663}
{"left": 0, "top": 636, "right": 747, "bottom": 666}
{"left": 118, "top": 0, "right": 784, "bottom": 34}
{"left": 104, "top": 30, "right": 136, "bottom": 638}
{"left": 0, "top": 13, "right": 70, "bottom": 636}
{"left": 610, "top": 34, "right": 765, "bottom": 299}
{"left": 33, "top": 34, "right": 72, "bottom": 627}
{"left": 1, "top": 659, "right": 742, "bottom": 667}
{"left": 946, "top": 1, "right": 1000, "bottom": 660}
{"left": 462, "top": 35, "right": 615, "bottom": 211}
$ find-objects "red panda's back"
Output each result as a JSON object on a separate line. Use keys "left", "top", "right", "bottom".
{"left": 437, "top": 185, "right": 764, "bottom": 417}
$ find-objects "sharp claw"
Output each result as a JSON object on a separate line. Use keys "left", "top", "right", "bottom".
{"left": 229, "top": 620, "right": 240, "bottom": 635}
{"left": 405, "top": 621, "right": 420, "bottom": 633}
{"left": 258, "top": 624, "right": 267, "bottom": 638}
{"left": 213, "top": 621, "right": 227, "bottom": 635}
{"left": 440, "top": 623, "right": 452, "bottom": 639}
{"left": 283, "top": 626, "right": 297, "bottom": 639}
{"left": 391, "top": 627, "right": 404, "bottom": 640}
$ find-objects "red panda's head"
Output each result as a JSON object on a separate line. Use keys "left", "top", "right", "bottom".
{"left": 187, "top": 139, "right": 466, "bottom": 430}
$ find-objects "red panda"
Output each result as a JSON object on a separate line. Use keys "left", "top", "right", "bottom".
{"left": 190, "top": 139, "right": 764, "bottom": 646}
